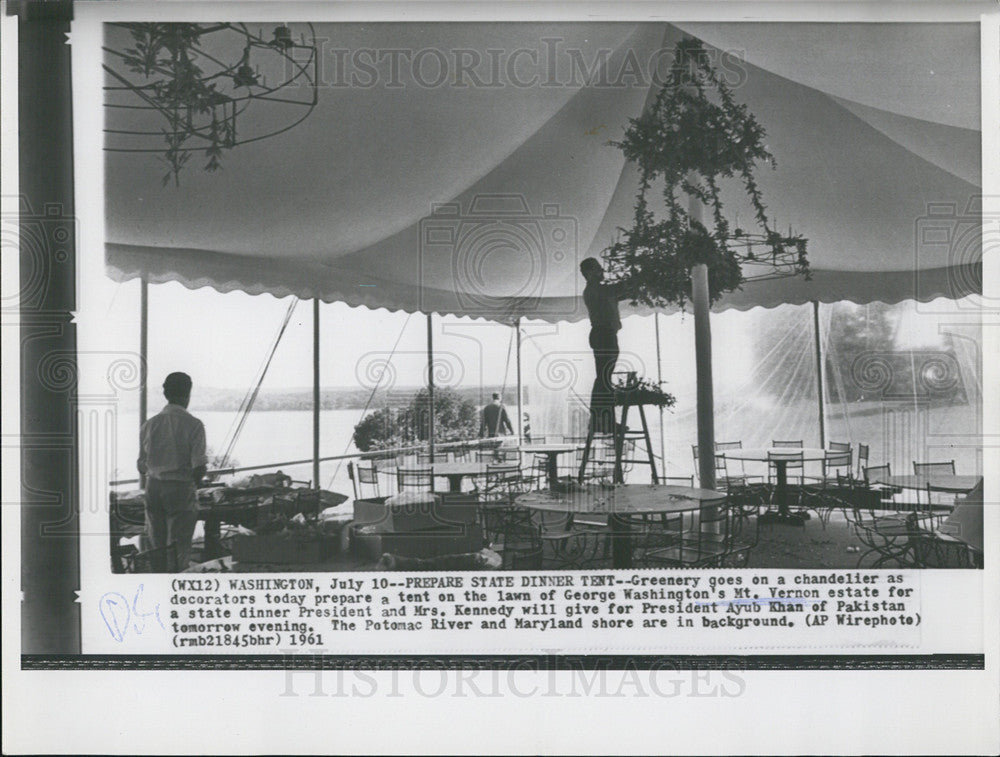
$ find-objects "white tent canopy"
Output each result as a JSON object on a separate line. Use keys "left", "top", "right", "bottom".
{"left": 105, "top": 22, "right": 981, "bottom": 319}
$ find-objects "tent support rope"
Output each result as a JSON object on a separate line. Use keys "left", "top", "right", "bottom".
{"left": 426, "top": 313, "right": 435, "bottom": 456}
{"left": 313, "top": 299, "right": 320, "bottom": 487}
{"left": 655, "top": 311, "right": 666, "bottom": 473}
{"left": 218, "top": 298, "right": 299, "bottom": 469}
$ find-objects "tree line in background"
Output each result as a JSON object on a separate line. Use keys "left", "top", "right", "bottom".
{"left": 192, "top": 384, "right": 521, "bottom": 413}
{"left": 754, "top": 301, "right": 970, "bottom": 404}
{"left": 351, "top": 387, "right": 483, "bottom": 454}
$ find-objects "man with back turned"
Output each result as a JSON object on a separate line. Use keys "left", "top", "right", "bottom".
{"left": 580, "top": 257, "right": 622, "bottom": 434}
{"left": 137, "top": 372, "right": 208, "bottom": 571}
{"left": 480, "top": 392, "right": 514, "bottom": 437}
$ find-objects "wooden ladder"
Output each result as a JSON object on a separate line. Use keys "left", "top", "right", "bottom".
{"left": 577, "top": 372, "right": 660, "bottom": 484}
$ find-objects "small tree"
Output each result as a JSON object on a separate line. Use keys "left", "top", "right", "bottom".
{"left": 352, "top": 407, "right": 407, "bottom": 453}
{"left": 352, "top": 386, "right": 479, "bottom": 452}
{"left": 409, "top": 387, "right": 478, "bottom": 442}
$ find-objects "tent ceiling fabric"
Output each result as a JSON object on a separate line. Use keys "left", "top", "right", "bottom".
{"left": 105, "top": 22, "right": 982, "bottom": 321}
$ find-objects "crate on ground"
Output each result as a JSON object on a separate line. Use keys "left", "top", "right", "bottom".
{"left": 352, "top": 523, "right": 484, "bottom": 562}
{"left": 232, "top": 530, "right": 336, "bottom": 564}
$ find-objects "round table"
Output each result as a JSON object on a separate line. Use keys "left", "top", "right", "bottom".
{"left": 516, "top": 484, "right": 726, "bottom": 568}
{"left": 397, "top": 462, "right": 489, "bottom": 492}
{"left": 518, "top": 444, "right": 583, "bottom": 489}
{"left": 872, "top": 474, "right": 981, "bottom": 494}
{"left": 718, "top": 447, "right": 828, "bottom": 521}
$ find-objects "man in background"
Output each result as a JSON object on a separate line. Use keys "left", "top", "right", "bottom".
{"left": 137, "top": 372, "right": 208, "bottom": 571}
{"left": 480, "top": 392, "right": 514, "bottom": 437}
{"left": 580, "top": 257, "right": 622, "bottom": 433}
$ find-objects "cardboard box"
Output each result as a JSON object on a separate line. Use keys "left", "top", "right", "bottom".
{"left": 232, "top": 532, "right": 336, "bottom": 565}
{"left": 352, "top": 523, "right": 483, "bottom": 562}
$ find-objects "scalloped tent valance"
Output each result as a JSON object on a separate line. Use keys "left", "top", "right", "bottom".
{"left": 104, "top": 22, "right": 982, "bottom": 321}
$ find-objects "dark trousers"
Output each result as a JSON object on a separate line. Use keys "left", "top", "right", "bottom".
{"left": 589, "top": 328, "right": 619, "bottom": 432}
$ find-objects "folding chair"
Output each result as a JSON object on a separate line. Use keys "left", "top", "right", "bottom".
{"left": 417, "top": 451, "right": 450, "bottom": 464}
{"left": 841, "top": 473, "right": 921, "bottom": 568}
{"left": 855, "top": 443, "right": 870, "bottom": 480}
{"left": 478, "top": 502, "right": 543, "bottom": 570}
{"left": 397, "top": 467, "right": 434, "bottom": 492}
{"left": 480, "top": 463, "right": 522, "bottom": 503}
{"left": 355, "top": 461, "right": 380, "bottom": 498}
{"left": 715, "top": 441, "right": 764, "bottom": 487}
{"left": 640, "top": 499, "right": 751, "bottom": 568}
{"left": 913, "top": 460, "right": 956, "bottom": 476}
{"left": 863, "top": 463, "right": 901, "bottom": 504}
{"left": 801, "top": 449, "right": 853, "bottom": 527}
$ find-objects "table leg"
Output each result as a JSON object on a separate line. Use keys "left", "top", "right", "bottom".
{"left": 203, "top": 515, "right": 223, "bottom": 559}
{"left": 775, "top": 461, "right": 788, "bottom": 516}
{"left": 546, "top": 454, "right": 559, "bottom": 490}
{"left": 609, "top": 514, "right": 633, "bottom": 569}
{"left": 448, "top": 475, "right": 463, "bottom": 493}
{"left": 760, "top": 460, "right": 809, "bottom": 526}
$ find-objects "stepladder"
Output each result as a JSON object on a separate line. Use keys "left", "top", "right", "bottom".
{"left": 577, "top": 373, "right": 660, "bottom": 485}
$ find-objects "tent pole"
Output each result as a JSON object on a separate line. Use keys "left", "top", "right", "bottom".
{"left": 426, "top": 312, "right": 435, "bottom": 456}
{"left": 139, "top": 278, "right": 148, "bottom": 489}
{"left": 692, "top": 265, "right": 716, "bottom": 490}
{"left": 812, "top": 300, "right": 826, "bottom": 449}
{"left": 515, "top": 317, "right": 523, "bottom": 445}
{"left": 681, "top": 58, "right": 715, "bottom": 490}
{"left": 655, "top": 311, "right": 666, "bottom": 473}
{"left": 313, "top": 299, "right": 320, "bottom": 487}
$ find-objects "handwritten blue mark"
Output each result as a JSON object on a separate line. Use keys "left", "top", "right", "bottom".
{"left": 100, "top": 584, "right": 165, "bottom": 642}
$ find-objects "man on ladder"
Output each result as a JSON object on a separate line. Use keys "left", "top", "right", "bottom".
{"left": 580, "top": 257, "right": 623, "bottom": 435}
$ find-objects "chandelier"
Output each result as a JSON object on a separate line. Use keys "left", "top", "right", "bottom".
{"left": 103, "top": 22, "right": 319, "bottom": 186}
{"left": 727, "top": 228, "right": 810, "bottom": 282}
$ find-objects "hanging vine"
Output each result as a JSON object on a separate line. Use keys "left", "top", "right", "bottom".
{"left": 602, "top": 37, "right": 810, "bottom": 309}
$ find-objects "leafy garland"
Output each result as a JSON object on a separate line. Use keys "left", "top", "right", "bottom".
{"left": 118, "top": 24, "right": 235, "bottom": 185}
{"left": 612, "top": 376, "right": 677, "bottom": 408}
{"left": 603, "top": 38, "right": 809, "bottom": 309}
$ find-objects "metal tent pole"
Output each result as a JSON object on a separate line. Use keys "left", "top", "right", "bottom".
{"left": 426, "top": 312, "right": 435, "bottom": 455}
{"left": 692, "top": 264, "right": 716, "bottom": 490}
{"left": 139, "top": 279, "right": 149, "bottom": 488}
{"left": 812, "top": 300, "right": 826, "bottom": 449}
{"left": 515, "top": 317, "right": 523, "bottom": 445}
{"left": 654, "top": 311, "right": 666, "bottom": 472}
{"left": 313, "top": 299, "right": 320, "bottom": 487}
{"left": 680, "top": 60, "right": 716, "bottom": 491}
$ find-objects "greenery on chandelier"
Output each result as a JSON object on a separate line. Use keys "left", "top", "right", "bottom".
{"left": 603, "top": 37, "right": 810, "bottom": 309}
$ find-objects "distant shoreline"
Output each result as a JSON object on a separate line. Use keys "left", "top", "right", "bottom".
{"left": 189, "top": 385, "right": 522, "bottom": 412}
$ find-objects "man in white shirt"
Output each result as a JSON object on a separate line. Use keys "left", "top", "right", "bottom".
{"left": 137, "top": 372, "right": 208, "bottom": 571}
